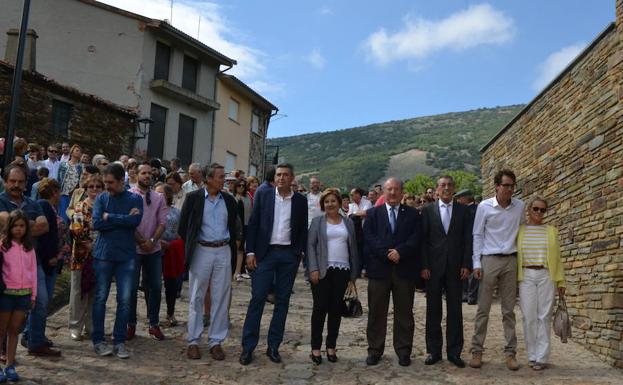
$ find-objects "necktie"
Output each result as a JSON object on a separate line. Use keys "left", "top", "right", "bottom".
{"left": 441, "top": 204, "right": 450, "bottom": 234}
{"left": 389, "top": 206, "right": 397, "bottom": 233}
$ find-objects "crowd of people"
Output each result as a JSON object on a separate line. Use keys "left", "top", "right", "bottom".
{"left": 0, "top": 138, "right": 567, "bottom": 380}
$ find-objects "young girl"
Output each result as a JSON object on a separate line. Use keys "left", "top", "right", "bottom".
{"left": 0, "top": 210, "right": 37, "bottom": 382}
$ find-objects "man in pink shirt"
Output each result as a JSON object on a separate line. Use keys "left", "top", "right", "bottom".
{"left": 127, "top": 163, "right": 168, "bottom": 341}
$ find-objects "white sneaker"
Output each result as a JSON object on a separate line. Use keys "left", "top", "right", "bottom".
{"left": 94, "top": 342, "right": 113, "bottom": 356}
{"left": 113, "top": 343, "right": 130, "bottom": 359}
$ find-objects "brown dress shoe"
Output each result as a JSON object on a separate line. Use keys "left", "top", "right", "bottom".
{"left": 28, "top": 346, "right": 62, "bottom": 357}
{"left": 187, "top": 345, "right": 201, "bottom": 360}
{"left": 210, "top": 344, "right": 225, "bottom": 361}
{"left": 469, "top": 352, "right": 482, "bottom": 368}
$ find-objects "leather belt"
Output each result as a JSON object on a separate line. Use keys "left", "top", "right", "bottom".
{"left": 269, "top": 244, "right": 291, "bottom": 250}
{"left": 484, "top": 252, "right": 517, "bottom": 257}
{"left": 198, "top": 240, "right": 229, "bottom": 248}
{"left": 523, "top": 265, "right": 546, "bottom": 269}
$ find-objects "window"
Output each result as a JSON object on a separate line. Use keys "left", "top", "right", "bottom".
{"left": 177, "top": 114, "right": 196, "bottom": 167}
{"left": 251, "top": 113, "right": 260, "bottom": 134}
{"left": 225, "top": 152, "right": 236, "bottom": 173}
{"left": 249, "top": 164, "right": 258, "bottom": 177}
{"left": 228, "top": 98, "right": 239, "bottom": 122}
{"left": 182, "top": 55, "right": 198, "bottom": 92}
{"left": 154, "top": 41, "right": 171, "bottom": 81}
{"left": 51, "top": 100, "right": 72, "bottom": 137}
{"left": 147, "top": 103, "right": 167, "bottom": 158}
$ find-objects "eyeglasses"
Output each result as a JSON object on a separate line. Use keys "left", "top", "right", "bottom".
{"left": 87, "top": 185, "right": 103, "bottom": 189}
{"left": 100, "top": 162, "right": 109, "bottom": 166}
{"left": 531, "top": 207, "right": 547, "bottom": 213}
{"left": 499, "top": 183, "right": 516, "bottom": 189}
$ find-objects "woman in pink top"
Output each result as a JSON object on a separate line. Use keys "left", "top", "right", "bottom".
{"left": 0, "top": 210, "right": 37, "bottom": 381}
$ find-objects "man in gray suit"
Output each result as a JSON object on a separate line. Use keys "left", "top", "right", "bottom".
{"left": 420, "top": 175, "right": 472, "bottom": 367}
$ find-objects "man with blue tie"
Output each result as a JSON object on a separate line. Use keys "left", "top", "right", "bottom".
{"left": 363, "top": 177, "right": 420, "bottom": 367}
{"left": 420, "top": 176, "right": 472, "bottom": 368}
{"left": 240, "top": 163, "right": 308, "bottom": 365}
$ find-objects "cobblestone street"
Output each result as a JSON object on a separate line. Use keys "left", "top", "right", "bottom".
{"left": 19, "top": 270, "right": 622, "bottom": 385}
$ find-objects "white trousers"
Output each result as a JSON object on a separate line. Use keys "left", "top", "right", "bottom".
{"left": 187, "top": 245, "right": 231, "bottom": 348}
{"left": 519, "top": 268, "right": 555, "bottom": 363}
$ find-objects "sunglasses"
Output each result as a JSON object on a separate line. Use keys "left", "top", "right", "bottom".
{"left": 87, "top": 185, "right": 103, "bottom": 189}
{"left": 100, "top": 162, "right": 109, "bottom": 166}
{"left": 48, "top": 149, "right": 57, "bottom": 153}
{"left": 531, "top": 207, "right": 547, "bottom": 213}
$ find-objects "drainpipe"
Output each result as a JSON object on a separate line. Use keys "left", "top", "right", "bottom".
{"left": 209, "top": 63, "right": 233, "bottom": 164}
{"left": 262, "top": 108, "right": 278, "bottom": 178}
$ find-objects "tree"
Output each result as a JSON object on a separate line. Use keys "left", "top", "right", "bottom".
{"left": 404, "top": 174, "right": 435, "bottom": 195}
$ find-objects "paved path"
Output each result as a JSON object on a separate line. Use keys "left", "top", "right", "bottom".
{"left": 19, "top": 270, "right": 623, "bottom": 384}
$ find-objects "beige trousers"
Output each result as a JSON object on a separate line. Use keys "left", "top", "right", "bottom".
{"left": 471, "top": 255, "right": 517, "bottom": 356}
{"left": 68, "top": 269, "right": 95, "bottom": 334}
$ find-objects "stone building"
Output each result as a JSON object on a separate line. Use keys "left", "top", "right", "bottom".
{"left": 480, "top": 1, "right": 623, "bottom": 368}
{"left": 213, "top": 74, "right": 277, "bottom": 179}
{"left": 0, "top": 0, "right": 236, "bottom": 165}
{"left": 0, "top": 60, "right": 136, "bottom": 159}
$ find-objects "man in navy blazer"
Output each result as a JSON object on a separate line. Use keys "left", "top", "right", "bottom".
{"left": 240, "top": 163, "right": 308, "bottom": 365}
{"left": 363, "top": 177, "right": 420, "bottom": 367}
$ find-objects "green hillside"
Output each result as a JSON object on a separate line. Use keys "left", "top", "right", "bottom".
{"left": 268, "top": 105, "right": 524, "bottom": 189}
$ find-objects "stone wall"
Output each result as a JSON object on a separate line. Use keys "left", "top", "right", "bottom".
{"left": 480, "top": 3, "right": 623, "bottom": 368}
{"left": 0, "top": 64, "right": 136, "bottom": 159}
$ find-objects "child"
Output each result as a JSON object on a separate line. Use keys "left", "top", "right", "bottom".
{"left": 0, "top": 210, "right": 37, "bottom": 382}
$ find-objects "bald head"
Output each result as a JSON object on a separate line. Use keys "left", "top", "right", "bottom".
{"left": 383, "top": 177, "right": 403, "bottom": 206}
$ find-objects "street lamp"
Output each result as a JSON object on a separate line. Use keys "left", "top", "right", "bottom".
{"left": 133, "top": 117, "right": 153, "bottom": 140}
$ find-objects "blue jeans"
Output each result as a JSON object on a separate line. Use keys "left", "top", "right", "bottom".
{"left": 24, "top": 264, "right": 48, "bottom": 349}
{"left": 129, "top": 251, "right": 163, "bottom": 327}
{"left": 242, "top": 247, "right": 299, "bottom": 352}
{"left": 92, "top": 258, "right": 136, "bottom": 345}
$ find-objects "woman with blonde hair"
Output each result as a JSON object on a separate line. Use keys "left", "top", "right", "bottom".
{"left": 517, "top": 196, "right": 566, "bottom": 371}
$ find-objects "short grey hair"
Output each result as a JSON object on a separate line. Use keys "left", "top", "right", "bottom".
{"left": 188, "top": 163, "right": 201, "bottom": 172}
{"left": 202, "top": 163, "right": 224, "bottom": 179}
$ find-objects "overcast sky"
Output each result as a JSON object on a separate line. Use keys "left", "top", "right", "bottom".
{"left": 99, "top": 0, "right": 614, "bottom": 138}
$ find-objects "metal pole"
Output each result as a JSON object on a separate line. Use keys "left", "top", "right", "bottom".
{"left": 3, "top": 0, "right": 32, "bottom": 169}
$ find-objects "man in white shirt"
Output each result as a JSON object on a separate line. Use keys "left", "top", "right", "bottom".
{"left": 182, "top": 163, "right": 204, "bottom": 193}
{"left": 469, "top": 169, "right": 525, "bottom": 371}
{"left": 349, "top": 188, "right": 372, "bottom": 217}
{"left": 60, "top": 142, "right": 71, "bottom": 163}
{"left": 306, "top": 176, "right": 322, "bottom": 227}
{"left": 42, "top": 144, "right": 61, "bottom": 180}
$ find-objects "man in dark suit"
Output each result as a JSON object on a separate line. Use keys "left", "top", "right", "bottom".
{"left": 363, "top": 177, "right": 420, "bottom": 367}
{"left": 420, "top": 176, "right": 472, "bottom": 367}
{"left": 178, "top": 163, "right": 239, "bottom": 361}
{"left": 240, "top": 163, "right": 308, "bottom": 365}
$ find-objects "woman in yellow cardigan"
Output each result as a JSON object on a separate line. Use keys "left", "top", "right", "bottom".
{"left": 517, "top": 197, "right": 566, "bottom": 371}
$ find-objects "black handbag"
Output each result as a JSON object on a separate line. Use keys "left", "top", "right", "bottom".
{"left": 341, "top": 281, "right": 363, "bottom": 318}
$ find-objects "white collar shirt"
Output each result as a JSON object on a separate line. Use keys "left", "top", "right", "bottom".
{"left": 384, "top": 202, "right": 401, "bottom": 222}
{"left": 270, "top": 187, "right": 293, "bottom": 245}
{"left": 438, "top": 199, "right": 453, "bottom": 232}
{"left": 472, "top": 196, "right": 525, "bottom": 269}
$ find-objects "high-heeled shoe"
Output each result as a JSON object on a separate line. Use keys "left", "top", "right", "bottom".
{"left": 326, "top": 350, "right": 338, "bottom": 363}
{"left": 310, "top": 353, "right": 322, "bottom": 365}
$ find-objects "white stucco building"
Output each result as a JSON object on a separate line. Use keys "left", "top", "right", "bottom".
{"left": 0, "top": 0, "right": 236, "bottom": 165}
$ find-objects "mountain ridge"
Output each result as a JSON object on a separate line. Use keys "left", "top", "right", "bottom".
{"left": 268, "top": 104, "right": 525, "bottom": 189}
